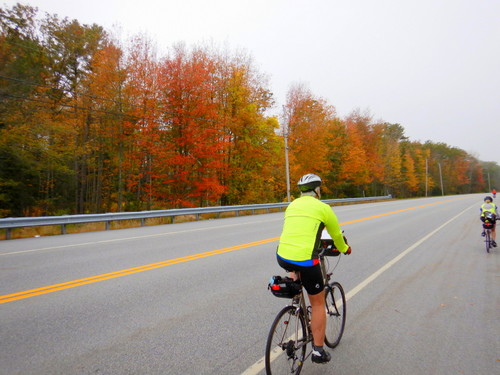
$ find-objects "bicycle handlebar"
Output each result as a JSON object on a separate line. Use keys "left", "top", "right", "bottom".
{"left": 318, "top": 241, "right": 345, "bottom": 257}
{"left": 483, "top": 216, "right": 499, "bottom": 221}
{"left": 319, "top": 231, "right": 352, "bottom": 255}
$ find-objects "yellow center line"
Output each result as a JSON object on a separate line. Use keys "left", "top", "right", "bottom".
{"left": 341, "top": 199, "right": 456, "bottom": 225}
{"left": 0, "top": 238, "right": 278, "bottom": 304}
{"left": 0, "top": 197, "right": 464, "bottom": 304}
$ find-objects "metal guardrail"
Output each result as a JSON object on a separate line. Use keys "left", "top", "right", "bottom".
{"left": 0, "top": 195, "right": 391, "bottom": 239}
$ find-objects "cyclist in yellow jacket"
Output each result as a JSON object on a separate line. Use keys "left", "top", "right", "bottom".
{"left": 480, "top": 196, "right": 498, "bottom": 247}
{"left": 277, "top": 173, "right": 351, "bottom": 364}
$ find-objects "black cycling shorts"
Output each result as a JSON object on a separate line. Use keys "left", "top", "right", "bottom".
{"left": 277, "top": 255, "right": 324, "bottom": 295}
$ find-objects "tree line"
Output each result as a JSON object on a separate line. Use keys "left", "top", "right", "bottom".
{"left": 0, "top": 3, "right": 498, "bottom": 217}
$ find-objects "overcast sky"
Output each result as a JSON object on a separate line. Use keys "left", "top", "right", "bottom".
{"left": 3, "top": 0, "right": 500, "bottom": 164}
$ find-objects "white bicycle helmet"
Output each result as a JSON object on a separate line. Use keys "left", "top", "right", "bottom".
{"left": 297, "top": 173, "right": 322, "bottom": 192}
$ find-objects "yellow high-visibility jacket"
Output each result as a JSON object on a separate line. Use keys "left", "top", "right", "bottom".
{"left": 277, "top": 195, "right": 348, "bottom": 266}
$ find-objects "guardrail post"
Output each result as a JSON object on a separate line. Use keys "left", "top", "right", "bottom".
{"left": 141, "top": 218, "right": 145, "bottom": 227}
{"left": 6, "top": 228, "right": 11, "bottom": 240}
{"left": 61, "top": 224, "right": 67, "bottom": 235}
{"left": 105, "top": 221, "right": 110, "bottom": 230}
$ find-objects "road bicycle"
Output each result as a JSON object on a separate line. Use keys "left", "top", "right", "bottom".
{"left": 265, "top": 234, "right": 347, "bottom": 375}
{"left": 481, "top": 216, "right": 498, "bottom": 253}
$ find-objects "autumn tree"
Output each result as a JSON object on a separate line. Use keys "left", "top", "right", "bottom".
{"left": 337, "top": 111, "right": 373, "bottom": 196}
{"left": 323, "top": 117, "right": 349, "bottom": 197}
{"left": 82, "top": 38, "right": 128, "bottom": 212}
{"left": 216, "top": 51, "right": 280, "bottom": 204}
{"left": 283, "top": 84, "right": 342, "bottom": 197}
{"left": 376, "top": 123, "right": 404, "bottom": 195}
{"left": 40, "top": 15, "right": 107, "bottom": 213}
{"left": 480, "top": 161, "right": 499, "bottom": 192}
{"left": 400, "top": 143, "right": 419, "bottom": 195}
{"left": 0, "top": 4, "right": 47, "bottom": 215}
{"left": 156, "top": 44, "right": 225, "bottom": 207}
{"left": 120, "top": 42, "right": 279, "bottom": 209}
{"left": 121, "top": 35, "right": 163, "bottom": 210}
{"left": 0, "top": 4, "right": 79, "bottom": 215}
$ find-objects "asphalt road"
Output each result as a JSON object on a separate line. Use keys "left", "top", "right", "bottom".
{"left": 0, "top": 194, "right": 498, "bottom": 375}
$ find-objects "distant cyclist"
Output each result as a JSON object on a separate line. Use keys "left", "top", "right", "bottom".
{"left": 492, "top": 188, "right": 496, "bottom": 198}
{"left": 276, "top": 173, "right": 351, "bottom": 364}
{"left": 480, "top": 196, "right": 498, "bottom": 247}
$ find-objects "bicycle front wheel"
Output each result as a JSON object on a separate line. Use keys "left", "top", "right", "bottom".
{"left": 485, "top": 230, "right": 491, "bottom": 253}
{"left": 324, "top": 281, "right": 346, "bottom": 348}
{"left": 265, "top": 305, "right": 307, "bottom": 375}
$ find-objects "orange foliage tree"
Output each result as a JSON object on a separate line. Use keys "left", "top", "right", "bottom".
{"left": 157, "top": 45, "right": 226, "bottom": 207}
{"left": 283, "top": 84, "right": 342, "bottom": 196}
{"left": 217, "top": 55, "right": 281, "bottom": 204}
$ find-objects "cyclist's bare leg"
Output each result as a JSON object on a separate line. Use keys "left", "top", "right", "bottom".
{"left": 309, "top": 290, "right": 326, "bottom": 346}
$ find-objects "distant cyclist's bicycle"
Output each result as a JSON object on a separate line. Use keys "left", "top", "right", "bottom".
{"left": 481, "top": 216, "right": 498, "bottom": 253}
{"left": 265, "top": 236, "right": 346, "bottom": 375}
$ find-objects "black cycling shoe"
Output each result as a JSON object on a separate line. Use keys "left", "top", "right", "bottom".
{"left": 481, "top": 231, "right": 486, "bottom": 237}
{"left": 311, "top": 349, "right": 331, "bottom": 364}
{"left": 492, "top": 241, "right": 497, "bottom": 247}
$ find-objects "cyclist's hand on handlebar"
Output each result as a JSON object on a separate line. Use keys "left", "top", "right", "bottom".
{"left": 342, "top": 235, "right": 351, "bottom": 254}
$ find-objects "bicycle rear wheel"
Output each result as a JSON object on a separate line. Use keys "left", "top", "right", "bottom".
{"left": 265, "top": 305, "right": 307, "bottom": 375}
{"left": 324, "top": 281, "right": 346, "bottom": 348}
{"left": 485, "top": 230, "right": 491, "bottom": 253}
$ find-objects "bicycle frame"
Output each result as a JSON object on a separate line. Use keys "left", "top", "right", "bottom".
{"left": 289, "top": 293, "right": 312, "bottom": 360}
{"left": 294, "top": 251, "right": 337, "bottom": 335}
